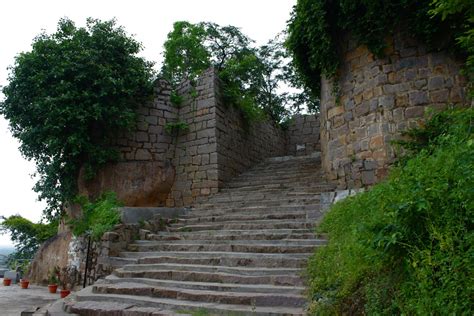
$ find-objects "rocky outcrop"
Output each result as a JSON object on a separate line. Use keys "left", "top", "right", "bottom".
{"left": 28, "top": 232, "right": 72, "bottom": 284}
{"left": 78, "top": 161, "right": 175, "bottom": 206}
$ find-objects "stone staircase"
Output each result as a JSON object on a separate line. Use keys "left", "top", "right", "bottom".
{"left": 63, "top": 154, "right": 335, "bottom": 315}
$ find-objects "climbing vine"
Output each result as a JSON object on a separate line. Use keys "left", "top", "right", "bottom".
{"left": 286, "top": 0, "right": 471, "bottom": 99}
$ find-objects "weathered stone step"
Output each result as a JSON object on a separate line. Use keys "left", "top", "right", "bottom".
{"left": 201, "top": 199, "right": 321, "bottom": 208}
{"left": 190, "top": 204, "right": 323, "bottom": 215}
{"left": 133, "top": 253, "right": 306, "bottom": 268}
{"left": 147, "top": 229, "right": 315, "bottom": 241}
{"left": 177, "top": 210, "right": 323, "bottom": 224}
{"left": 204, "top": 194, "right": 321, "bottom": 205}
{"left": 183, "top": 204, "right": 324, "bottom": 218}
{"left": 103, "top": 275, "right": 305, "bottom": 294}
{"left": 67, "top": 287, "right": 305, "bottom": 315}
{"left": 113, "top": 267, "right": 304, "bottom": 286}
{"left": 118, "top": 251, "right": 309, "bottom": 269}
{"left": 127, "top": 239, "right": 321, "bottom": 253}
{"left": 167, "top": 219, "right": 317, "bottom": 232}
{"left": 225, "top": 180, "right": 330, "bottom": 189}
{"left": 233, "top": 171, "right": 323, "bottom": 181}
{"left": 93, "top": 282, "right": 306, "bottom": 307}
{"left": 223, "top": 182, "right": 335, "bottom": 191}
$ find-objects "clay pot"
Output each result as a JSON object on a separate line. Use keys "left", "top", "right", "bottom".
{"left": 60, "top": 289, "right": 71, "bottom": 298}
{"left": 3, "top": 278, "right": 12, "bottom": 286}
{"left": 20, "top": 279, "right": 29, "bottom": 289}
{"left": 48, "top": 284, "right": 58, "bottom": 293}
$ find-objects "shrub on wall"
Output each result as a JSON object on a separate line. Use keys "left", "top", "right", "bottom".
{"left": 308, "top": 108, "right": 473, "bottom": 314}
{"left": 0, "top": 18, "right": 154, "bottom": 220}
{"left": 70, "top": 192, "right": 122, "bottom": 241}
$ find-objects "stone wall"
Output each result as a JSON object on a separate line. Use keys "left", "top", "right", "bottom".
{"left": 166, "top": 69, "right": 220, "bottom": 206}
{"left": 215, "top": 90, "right": 287, "bottom": 184}
{"left": 286, "top": 114, "right": 321, "bottom": 156}
{"left": 320, "top": 31, "right": 469, "bottom": 189}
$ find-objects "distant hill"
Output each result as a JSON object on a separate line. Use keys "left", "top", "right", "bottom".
{"left": 0, "top": 246, "right": 14, "bottom": 256}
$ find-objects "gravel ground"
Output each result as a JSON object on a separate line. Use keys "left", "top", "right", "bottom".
{"left": 0, "top": 278, "right": 60, "bottom": 315}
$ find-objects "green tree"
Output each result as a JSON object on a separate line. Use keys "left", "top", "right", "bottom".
{"left": 161, "top": 21, "right": 307, "bottom": 123}
{"left": 0, "top": 215, "right": 57, "bottom": 260}
{"left": 0, "top": 18, "right": 154, "bottom": 220}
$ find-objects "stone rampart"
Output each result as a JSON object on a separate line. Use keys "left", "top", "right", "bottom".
{"left": 320, "top": 32, "right": 469, "bottom": 189}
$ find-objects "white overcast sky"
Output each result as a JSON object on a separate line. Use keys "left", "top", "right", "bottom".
{"left": 0, "top": 0, "right": 296, "bottom": 246}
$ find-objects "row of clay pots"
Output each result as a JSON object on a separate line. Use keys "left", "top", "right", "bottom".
{"left": 2, "top": 278, "right": 28, "bottom": 288}
{"left": 3, "top": 278, "right": 70, "bottom": 298}
{"left": 48, "top": 284, "right": 71, "bottom": 298}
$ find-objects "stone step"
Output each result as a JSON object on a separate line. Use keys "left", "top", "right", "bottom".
{"left": 177, "top": 210, "right": 324, "bottom": 224}
{"left": 222, "top": 182, "right": 335, "bottom": 191}
{"left": 185, "top": 206, "right": 323, "bottom": 217}
{"left": 93, "top": 282, "right": 306, "bottom": 307}
{"left": 167, "top": 219, "right": 317, "bottom": 232}
{"left": 200, "top": 199, "right": 321, "bottom": 208}
{"left": 190, "top": 204, "right": 323, "bottom": 215}
{"left": 113, "top": 267, "right": 304, "bottom": 286}
{"left": 118, "top": 251, "right": 309, "bottom": 269}
{"left": 224, "top": 180, "right": 330, "bottom": 189}
{"left": 130, "top": 253, "right": 307, "bottom": 268}
{"left": 103, "top": 275, "right": 305, "bottom": 294}
{"left": 67, "top": 287, "right": 305, "bottom": 315}
{"left": 204, "top": 193, "right": 321, "bottom": 204}
{"left": 232, "top": 171, "right": 323, "bottom": 182}
{"left": 127, "top": 239, "right": 321, "bottom": 253}
{"left": 147, "top": 229, "right": 315, "bottom": 241}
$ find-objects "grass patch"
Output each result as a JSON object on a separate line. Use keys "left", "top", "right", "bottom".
{"left": 308, "top": 108, "right": 473, "bottom": 315}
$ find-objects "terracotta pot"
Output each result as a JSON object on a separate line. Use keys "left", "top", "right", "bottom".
{"left": 20, "top": 279, "right": 29, "bottom": 289}
{"left": 3, "top": 278, "right": 11, "bottom": 286}
{"left": 60, "top": 289, "right": 71, "bottom": 298}
{"left": 48, "top": 284, "right": 58, "bottom": 293}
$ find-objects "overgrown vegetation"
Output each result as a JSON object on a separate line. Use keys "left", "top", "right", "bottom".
{"left": 0, "top": 215, "right": 57, "bottom": 263}
{"left": 286, "top": 0, "right": 473, "bottom": 98}
{"left": 308, "top": 108, "right": 473, "bottom": 314}
{"left": 0, "top": 18, "right": 154, "bottom": 220}
{"left": 70, "top": 192, "right": 122, "bottom": 241}
{"left": 161, "top": 21, "right": 315, "bottom": 124}
{"left": 164, "top": 120, "right": 189, "bottom": 135}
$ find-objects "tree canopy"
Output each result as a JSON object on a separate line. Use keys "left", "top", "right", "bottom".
{"left": 0, "top": 215, "right": 57, "bottom": 260}
{"left": 161, "top": 21, "right": 315, "bottom": 124}
{"left": 0, "top": 18, "right": 154, "bottom": 220}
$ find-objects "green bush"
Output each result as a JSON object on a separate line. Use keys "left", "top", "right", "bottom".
{"left": 308, "top": 108, "right": 473, "bottom": 315}
{"left": 0, "top": 18, "right": 154, "bottom": 220}
{"left": 70, "top": 192, "right": 122, "bottom": 241}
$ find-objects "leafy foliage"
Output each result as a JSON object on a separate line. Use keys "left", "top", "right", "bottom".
{"left": 286, "top": 0, "right": 471, "bottom": 99}
{"left": 430, "top": 0, "right": 474, "bottom": 97}
{"left": 70, "top": 192, "right": 121, "bottom": 241}
{"left": 164, "top": 120, "right": 189, "bottom": 135}
{"left": 161, "top": 21, "right": 310, "bottom": 123}
{"left": 308, "top": 108, "right": 473, "bottom": 314}
{"left": 0, "top": 18, "right": 154, "bottom": 220}
{"left": 0, "top": 215, "right": 57, "bottom": 260}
